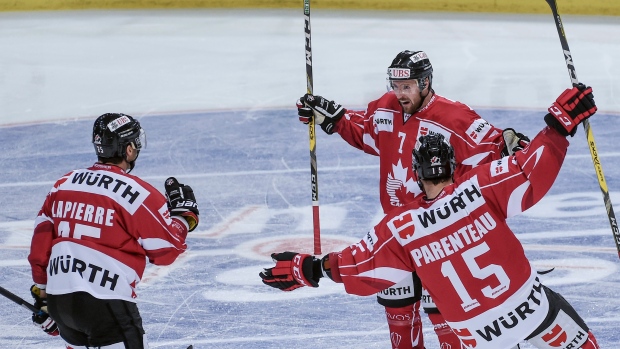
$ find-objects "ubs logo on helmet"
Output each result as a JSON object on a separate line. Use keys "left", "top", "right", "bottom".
{"left": 410, "top": 51, "right": 429, "bottom": 63}
{"left": 388, "top": 68, "right": 410, "bottom": 79}
{"left": 107, "top": 115, "right": 131, "bottom": 132}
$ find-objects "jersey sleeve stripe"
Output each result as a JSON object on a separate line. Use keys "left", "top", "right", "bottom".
{"left": 34, "top": 214, "right": 53, "bottom": 227}
{"left": 138, "top": 237, "right": 178, "bottom": 251}
{"left": 355, "top": 267, "right": 412, "bottom": 284}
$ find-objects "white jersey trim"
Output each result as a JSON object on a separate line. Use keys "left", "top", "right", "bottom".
{"left": 446, "top": 269, "right": 549, "bottom": 349}
{"left": 46, "top": 241, "right": 140, "bottom": 302}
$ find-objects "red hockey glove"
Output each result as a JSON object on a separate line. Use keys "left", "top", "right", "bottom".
{"left": 30, "top": 285, "right": 59, "bottom": 336}
{"left": 165, "top": 177, "right": 199, "bottom": 232}
{"left": 297, "top": 94, "right": 346, "bottom": 134}
{"left": 260, "top": 252, "right": 322, "bottom": 291}
{"left": 500, "top": 128, "right": 530, "bottom": 157}
{"left": 545, "top": 83, "right": 597, "bottom": 137}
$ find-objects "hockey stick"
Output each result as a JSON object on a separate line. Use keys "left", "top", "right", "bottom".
{"left": 0, "top": 285, "right": 38, "bottom": 313}
{"left": 545, "top": 0, "right": 620, "bottom": 259}
{"left": 304, "top": 0, "right": 321, "bottom": 255}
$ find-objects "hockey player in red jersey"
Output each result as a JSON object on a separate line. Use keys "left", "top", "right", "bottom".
{"left": 296, "top": 50, "right": 529, "bottom": 349}
{"left": 264, "top": 84, "right": 599, "bottom": 349}
{"left": 28, "top": 113, "right": 199, "bottom": 348}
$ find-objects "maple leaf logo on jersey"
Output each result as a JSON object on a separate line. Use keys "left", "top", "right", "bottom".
{"left": 386, "top": 160, "right": 418, "bottom": 207}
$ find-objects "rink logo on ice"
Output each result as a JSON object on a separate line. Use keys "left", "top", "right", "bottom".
{"left": 373, "top": 110, "right": 394, "bottom": 132}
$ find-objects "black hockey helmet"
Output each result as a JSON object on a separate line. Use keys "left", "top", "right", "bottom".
{"left": 92, "top": 113, "right": 145, "bottom": 167}
{"left": 412, "top": 133, "right": 456, "bottom": 181}
{"left": 387, "top": 50, "right": 433, "bottom": 90}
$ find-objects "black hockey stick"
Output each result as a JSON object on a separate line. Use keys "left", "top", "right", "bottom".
{"left": 304, "top": 0, "right": 321, "bottom": 255}
{"left": 0, "top": 285, "right": 38, "bottom": 312}
{"left": 545, "top": 0, "right": 620, "bottom": 259}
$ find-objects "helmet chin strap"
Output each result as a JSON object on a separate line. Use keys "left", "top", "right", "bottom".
{"left": 123, "top": 146, "right": 140, "bottom": 174}
{"left": 413, "top": 88, "right": 432, "bottom": 113}
{"left": 412, "top": 76, "right": 432, "bottom": 113}
{"left": 125, "top": 150, "right": 140, "bottom": 173}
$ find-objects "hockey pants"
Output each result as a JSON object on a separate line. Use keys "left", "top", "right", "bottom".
{"left": 48, "top": 291, "right": 147, "bottom": 349}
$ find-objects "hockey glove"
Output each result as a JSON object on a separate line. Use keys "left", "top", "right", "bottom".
{"left": 545, "top": 83, "right": 597, "bottom": 137}
{"left": 500, "top": 128, "right": 530, "bottom": 157}
{"left": 260, "top": 252, "right": 322, "bottom": 291}
{"left": 30, "top": 285, "right": 59, "bottom": 336}
{"left": 165, "top": 177, "right": 199, "bottom": 232}
{"left": 297, "top": 94, "right": 346, "bottom": 134}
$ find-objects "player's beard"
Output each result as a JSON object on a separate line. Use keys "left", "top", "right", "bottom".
{"left": 398, "top": 96, "right": 422, "bottom": 114}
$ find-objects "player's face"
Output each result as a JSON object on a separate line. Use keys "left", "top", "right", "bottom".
{"left": 390, "top": 80, "right": 422, "bottom": 114}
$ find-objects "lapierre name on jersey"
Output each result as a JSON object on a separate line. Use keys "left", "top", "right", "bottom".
{"left": 45, "top": 167, "right": 152, "bottom": 301}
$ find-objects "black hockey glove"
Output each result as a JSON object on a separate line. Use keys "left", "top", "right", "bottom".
{"left": 30, "top": 285, "right": 59, "bottom": 336}
{"left": 500, "top": 128, "right": 530, "bottom": 157}
{"left": 545, "top": 83, "right": 597, "bottom": 137}
{"left": 164, "top": 177, "right": 199, "bottom": 232}
{"left": 260, "top": 252, "right": 322, "bottom": 291}
{"left": 297, "top": 94, "right": 346, "bottom": 135}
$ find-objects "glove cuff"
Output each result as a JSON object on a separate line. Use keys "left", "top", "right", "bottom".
{"left": 544, "top": 113, "right": 572, "bottom": 137}
{"left": 319, "top": 110, "right": 345, "bottom": 135}
{"left": 180, "top": 212, "right": 199, "bottom": 232}
{"left": 301, "top": 256, "right": 321, "bottom": 287}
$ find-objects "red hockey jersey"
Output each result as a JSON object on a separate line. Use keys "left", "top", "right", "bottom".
{"left": 335, "top": 91, "right": 504, "bottom": 211}
{"left": 28, "top": 163, "right": 189, "bottom": 302}
{"left": 328, "top": 127, "right": 569, "bottom": 349}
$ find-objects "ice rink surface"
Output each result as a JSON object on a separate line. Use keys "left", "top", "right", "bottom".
{"left": 1, "top": 8, "right": 619, "bottom": 349}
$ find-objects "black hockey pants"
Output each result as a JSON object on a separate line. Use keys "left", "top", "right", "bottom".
{"left": 47, "top": 291, "right": 146, "bottom": 349}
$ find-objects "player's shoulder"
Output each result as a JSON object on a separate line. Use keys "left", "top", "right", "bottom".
{"left": 431, "top": 94, "right": 477, "bottom": 113}
{"left": 360, "top": 92, "right": 401, "bottom": 120}
{"left": 454, "top": 156, "right": 515, "bottom": 188}
{"left": 51, "top": 167, "right": 87, "bottom": 189}
{"left": 371, "top": 91, "right": 401, "bottom": 109}
{"left": 123, "top": 171, "right": 159, "bottom": 194}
